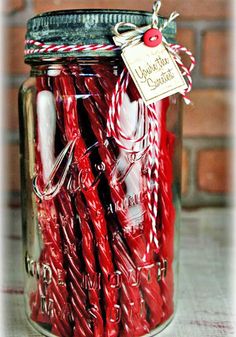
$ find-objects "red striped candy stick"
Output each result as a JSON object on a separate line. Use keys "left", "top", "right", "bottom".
{"left": 31, "top": 76, "right": 72, "bottom": 337}
{"left": 56, "top": 188, "right": 94, "bottom": 337}
{"left": 51, "top": 77, "right": 103, "bottom": 337}
{"left": 106, "top": 69, "right": 161, "bottom": 257}
{"left": 106, "top": 70, "right": 165, "bottom": 327}
{"left": 112, "top": 233, "right": 150, "bottom": 337}
{"left": 73, "top": 193, "right": 104, "bottom": 337}
{"left": 53, "top": 75, "right": 104, "bottom": 337}
{"left": 77, "top": 66, "right": 163, "bottom": 328}
{"left": 141, "top": 96, "right": 176, "bottom": 322}
{"left": 34, "top": 76, "right": 93, "bottom": 337}
{"left": 90, "top": 64, "right": 118, "bottom": 108}
{"left": 73, "top": 68, "right": 150, "bottom": 336}
{"left": 57, "top": 71, "right": 119, "bottom": 337}
{"left": 158, "top": 105, "right": 176, "bottom": 322}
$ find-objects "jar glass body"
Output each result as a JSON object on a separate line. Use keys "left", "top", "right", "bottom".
{"left": 19, "top": 57, "right": 182, "bottom": 337}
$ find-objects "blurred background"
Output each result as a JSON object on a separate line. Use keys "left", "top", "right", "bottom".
{"left": 4, "top": 0, "right": 231, "bottom": 209}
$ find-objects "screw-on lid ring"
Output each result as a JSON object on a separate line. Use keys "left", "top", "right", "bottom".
{"left": 25, "top": 9, "right": 176, "bottom": 62}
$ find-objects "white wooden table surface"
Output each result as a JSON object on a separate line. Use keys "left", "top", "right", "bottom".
{"left": 2, "top": 208, "right": 235, "bottom": 337}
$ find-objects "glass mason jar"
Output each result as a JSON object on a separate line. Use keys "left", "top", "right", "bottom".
{"left": 19, "top": 10, "right": 181, "bottom": 337}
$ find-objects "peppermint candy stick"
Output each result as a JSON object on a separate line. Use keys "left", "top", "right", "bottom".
{"left": 140, "top": 96, "right": 175, "bottom": 322}
{"left": 141, "top": 97, "right": 175, "bottom": 323}
{"left": 120, "top": 78, "right": 165, "bottom": 328}
{"left": 78, "top": 66, "right": 163, "bottom": 328}
{"left": 34, "top": 77, "right": 92, "bottom": 337}
{"left": 112, "top": 232, "right": 150, "bottom": 337}
{"left": 158, "top": 115, "right": 176, "bottom": 322}
{"left": 32, "top": 79, "right": 72, "bottom": 336}
{"left": 73, "top": 69, "right": 150, "bottom": 336}
{"left": 90, "top": 64, "right": 118, "bottom": 107}
{"left": 56, "top": 188, "right": 94, "bottom": 337}
{"left": 53, "top": 76, "right": 104, "bottom": 337}
{"left": 36, "top": 199, "right": 72, "bottom": 337}
{"left": 58, "top": 71, "right": 119, "bottom": 337}
{"left": 73, "top": 193, "right": 104, "bottom": 337}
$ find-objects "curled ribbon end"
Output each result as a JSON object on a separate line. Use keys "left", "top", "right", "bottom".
{"left": 183, "top": 96, "right": 192, "bottom": 105}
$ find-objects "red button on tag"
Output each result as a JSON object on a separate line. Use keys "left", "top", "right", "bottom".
{"left": 143, "top": 28, "right": 162, "bottom": 48}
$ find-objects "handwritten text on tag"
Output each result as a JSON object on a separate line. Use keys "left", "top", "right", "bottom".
{"left": 121, "top": 42, "right": 187, "bottom": 105}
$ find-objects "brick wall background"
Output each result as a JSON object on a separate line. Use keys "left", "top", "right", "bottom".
{"left": 4, "top": 0, "right": 231, "bottom": 208}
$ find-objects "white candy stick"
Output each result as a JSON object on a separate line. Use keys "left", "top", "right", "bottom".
{"left": 37, "top": 90, "right": 56, "bottom": 184}
{"left": 119, "top": 94, "right": 144, "bottom": 222}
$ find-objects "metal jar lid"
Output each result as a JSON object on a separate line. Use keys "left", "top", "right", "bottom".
{"left": 25, "top": 9, "right": 176, "bottom": 62}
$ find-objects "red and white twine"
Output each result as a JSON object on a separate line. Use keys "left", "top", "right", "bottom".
{"left": 106, "top": 42, "right": 195, "bottom": 257}
{"left": 169, "top": 44, "right": 196, "bottom": 104}
{"left": 25, "top": 39, "right": 120, "bottom": 55}
{"left": 25, "top": 19, "right": 195, "bottom": 260}
{"left": 106, "top": 71, "right": 162, "bottom": 258}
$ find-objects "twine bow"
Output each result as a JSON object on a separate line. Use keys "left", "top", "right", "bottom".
{"left": 113, "top": 1, "right": 179, "bottom": 49}
{"left": 112, "top": 1, "right": 195, "bottom": 105}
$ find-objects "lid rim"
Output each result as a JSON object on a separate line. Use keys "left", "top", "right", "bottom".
{"left": 27, "top": 9, "right": 156, "bottom": 30}
{"left": 28, "top": 9, "right": 155, "bottom": 22}
{"left": 25, "top": 10, "right": 177, "bottom": 62}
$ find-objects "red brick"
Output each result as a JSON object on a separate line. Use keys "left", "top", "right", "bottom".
{"left": 202, "top": 30, "right": 230, "bottom": 77}
{"left": 198, "top": 149, "right": 231, "bottom": 193}
{"left": 6, "top": 88, "right": 19, "bottom": 131}
{"left": 33, "top": 0, "right": 229, "bottom": 20}
{"left": 4, "top": 0, "right": 24, "bottom": 13}
{"left": 7, "top": 27, "right": 29, "bottom": 75}
{"left": 177, "top": 29, "right": 195, "bottom": 67}
{"left": 182, "top": 149, "right": 189, "bottom": 195}
{"left": 33, "top": 0, "right": 152, "bottom": 13}
{"left": 6, "top": 144, "right": 20, "bottom": 192}
{"left": 183, "top": 89, "right": 231, "bottom": 137}
{"left": 159, "top": 0, "right": 229, "bottom": 20}
{"left": 177, "top": 29, "right": 195, "bottom": 53}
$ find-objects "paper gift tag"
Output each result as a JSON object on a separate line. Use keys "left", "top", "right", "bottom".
{"left": 118, "top": 42, "right": 187, "bottom": 106}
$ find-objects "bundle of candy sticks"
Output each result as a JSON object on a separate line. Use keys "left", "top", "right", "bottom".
{"left": 30, "top": 62, "right": 176, "bottom": 337}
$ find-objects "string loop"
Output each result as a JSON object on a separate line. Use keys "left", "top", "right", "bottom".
{"left": 152, "top": 1, "right": 162, "bottom": 27}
